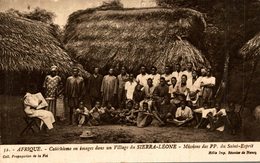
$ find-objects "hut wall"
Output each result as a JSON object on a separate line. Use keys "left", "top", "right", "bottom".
{"left": 0, "top": 71, "right": 46, "bottom": 95}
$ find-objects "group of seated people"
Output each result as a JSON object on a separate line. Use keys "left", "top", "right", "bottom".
{"left": 75, "top": 93, "right": 240, "bottom": 135}
{"left": 73, "top": 63, "right": 241, "bottom": 134}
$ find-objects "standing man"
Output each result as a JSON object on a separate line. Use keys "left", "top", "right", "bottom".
{"left": 88, "top": 67, "right": 103, "bottom": 107}
{"left": 125, "top": 73, "right": 137, "bottom": 101}
{"left": 200, "top": 68, "right": 216, "bottom": 107}
{"left": 186, "top": 70, "right": 200, "bottom": 109}
{"left": 196, "top": 68, "right": 207, "bottom": 107}
{"left": 172, "top": 63, "right": 183, "bottom": 85}
{"left": 43, "top": 66, "right": 62, "bottom": 117}
{"left": 136, "top": 65, "right": 149, "bottom": 87}
{"left": 65, "top": 67, "right": 85, "bottom": 125}
{"left": 149, "top": 66, "right": 161, "bottom": 86}
{"left": 182, "top": 62, "right": 193, "bottom": 82}
{"left": 161, "top": 65, "right": 173, "bottom": 86}
{"left": 101, "top": 68, "right": 118, "bottom": 107}
{"left": 117, "top": 66, "right": 129, "bottom": 108}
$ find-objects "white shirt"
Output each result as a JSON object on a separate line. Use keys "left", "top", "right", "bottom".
{"left": 216, "top": 109, "right": 227, "bottom": 117}
{"left": 193, "top": 76, "right": 206, "bottom": 95}
{"left": 172, "top": 71, "right": 183, "bottom": 85}
{"left": 125, "top": 81, "right": 137, "bottom": 100}
{"left": 182, "top": 70, "right": 192, "bottom": 81}
{"left": 148, "top": 73, "right": 161, "bottom": 86}
{"left": 195, "top": 107, "right": 226, "bottom": 118}
{"left": 161, "top": 73, "right": 173, "bottom": 85}
{"left": 175, "top": 106, "right": 193, "bottom": 119}
{"left": 136, "top": 73, "right": 149, "bottom": 86}
{"left": 201, "top": 76, "right": 216, "bottom": 86}
{"left": 168, "top": 84, "right": 178, "bottom": 98}
{"left": 187, "top": 77, "right": 200, "bottom": 92}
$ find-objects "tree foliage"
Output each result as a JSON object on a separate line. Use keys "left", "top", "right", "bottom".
{"left": 5, "top": 7, "right": 62, "bottom": 41}
{"left": 25, "top": 7, "right": 55, "bottom": 24}
{"left": 6, "top": 7, "right": 56, "bottom": 24}
{"left": 98, "top": 0, "right": 124, "bottom": 10}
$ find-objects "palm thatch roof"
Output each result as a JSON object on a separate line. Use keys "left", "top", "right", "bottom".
{"left": 64, "top": 7, "right": 209, "bottom": 73}
{"left": 239, "top": 32, "right": 260, "bottom": 60}
{"left": 0, "top": 13, "right": 87, "bottom": 75}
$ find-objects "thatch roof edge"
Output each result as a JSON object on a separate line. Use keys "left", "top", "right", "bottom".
{"left": 239, "top": 32, "right": 260, "bottom": 60}
{"left": 0, "top": 13, "right": 89, "bottom": 76}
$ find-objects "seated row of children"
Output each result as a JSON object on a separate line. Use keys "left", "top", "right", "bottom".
{"left": 75, "top": 100, "right": 138, "bottom": 127}
{"left": 74, "top": 97, "right": 241, "bottom": 135}
{"left": 195, "top": 101, "right": 241, "bottom": 134}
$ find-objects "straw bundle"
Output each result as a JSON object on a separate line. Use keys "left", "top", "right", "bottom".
{"left": 64, "top": 7, "right": 209, "bottom": 73}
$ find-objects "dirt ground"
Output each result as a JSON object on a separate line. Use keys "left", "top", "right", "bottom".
{"left": 13, "top": 124, "right": 249, "bottom": 144}
{"left": 1, "top": 95, "right": 260, "bottom": 144}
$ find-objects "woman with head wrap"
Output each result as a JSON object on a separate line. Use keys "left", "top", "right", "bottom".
{"left": 43, "top": 66, "right": 62, "bottom": 117}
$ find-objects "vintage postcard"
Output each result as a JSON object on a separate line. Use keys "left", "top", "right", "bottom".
{"left": 0, "top": 0, "right": 259, "bottom": 162}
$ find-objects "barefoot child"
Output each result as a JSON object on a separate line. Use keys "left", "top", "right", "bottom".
{"left": 207, "top": 103, "right": 227, "bottom": 131}
{"left": 89, "top": 101, "right": 103, "bottom": 125}
{"left": 75, "top": 102, "right": 90, "bottom": 127}
{"left": 125, "top": 102, "right": 139, "bottom": 125}
{"left": 172, "top": 100, "right": 193, "bottom": 127}
{"left": 137, "top": 102, "right": 153, "bottom": 127}
{"left": 117, "top": 100, "right": 133, "bottom": 124}
{"left": 102, "top": 103, "right": 116, "bottom": 123}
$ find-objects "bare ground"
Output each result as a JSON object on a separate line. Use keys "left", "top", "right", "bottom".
{"left": 10, "top": 123, "right": 251, "bottom": 144}
{"left": 1, "top": 95, "right": 260, "bottom": 144}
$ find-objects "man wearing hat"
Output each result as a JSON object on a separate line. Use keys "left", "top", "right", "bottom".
{"left": 43, "top": 65, "right": 62, "bottom": 117}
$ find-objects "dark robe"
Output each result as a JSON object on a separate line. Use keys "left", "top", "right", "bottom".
{"left": 88, "top": 74, "right": 103, "bottom": 106}
{"left": 101, "top": 75, "right": 117, "bottom": 106}
{"left": 153, "top": 85, "right": 169, "bottom": 100}
{"left": 133, "top": 89, "right": 145, "bottom": 103}
{"left": 65, "top": 75, "right": 85, "bottom": 124}
{"left": 65, "top": 76, "right": 85, "bottom": 100}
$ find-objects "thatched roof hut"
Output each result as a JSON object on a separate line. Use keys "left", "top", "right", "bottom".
{"left": 239, "top": 32, "right": 260, "bottom": 60}
{"left": 233, "top": 32, "right": 260, "bottom": 109}
{"left": 0, "top": 12, "right": 82, "bottom": 74}
{"left": 64, "top": 7, "right": 209, "bottom": 73}
{"left": 0, "top": 13, "right": 88, "bottom": 94}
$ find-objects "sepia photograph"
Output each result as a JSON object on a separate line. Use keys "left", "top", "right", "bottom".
{"left": 0, "top": 0, "right": 259, "bottom": 162}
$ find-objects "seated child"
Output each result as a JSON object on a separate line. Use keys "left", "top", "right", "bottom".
{"left": 75, "top": 101, "right": 90, "bottom": 127}
{"left": 102, "top": 103, "right": 116, "bottom": 123}
{"left": 171, "top": 100, "right": 193, "bottom": 127}
{"left": 125, "top": 102, "right": 139, "bottom": 125}
{"left": 137, "top": 102, "right": 153, "bottom": 128}
{"left": 194, "top": 102, "right": 210, "bottom": 127}
{"left": 207, "top": 103, "right": 227, "bottom": 132}
{"left": 117, "top": 100, "right": 134, "bottom": 124}
{"left": 89, "top": 101, "right": 104, "bottom": 126}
